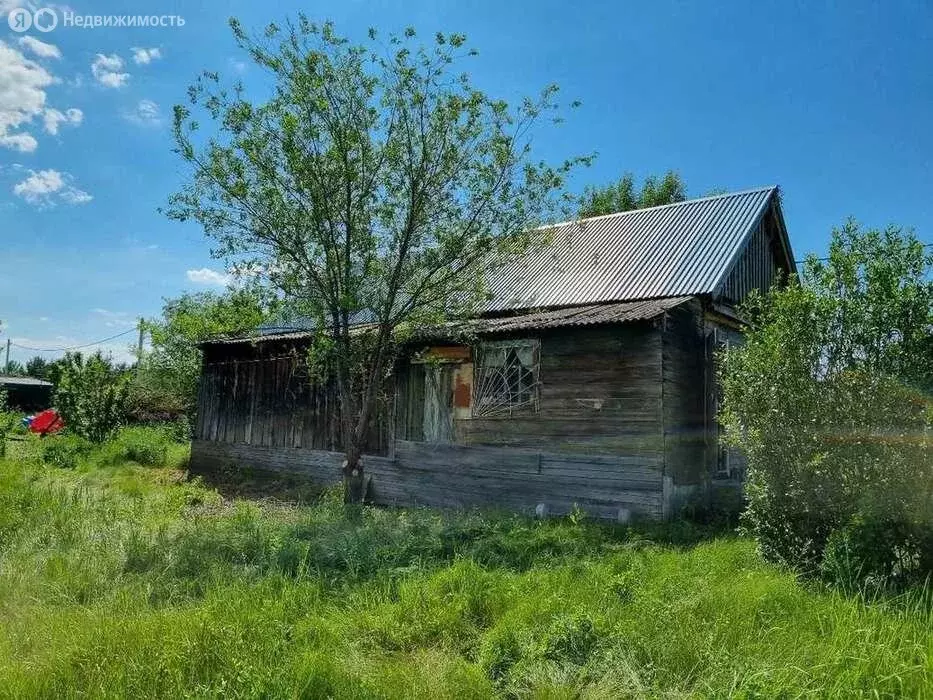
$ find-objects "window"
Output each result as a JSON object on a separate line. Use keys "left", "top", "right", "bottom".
{"left": 472, "top": 340, "right": 540, "bottom": 417}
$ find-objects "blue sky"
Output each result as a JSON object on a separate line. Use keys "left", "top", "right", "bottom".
{"left": 1, "top": 0, "right": 931, "bottom": 364}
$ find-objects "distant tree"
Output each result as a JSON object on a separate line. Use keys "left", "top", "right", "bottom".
{"left": 2, "top": 360, "right": 25, "bottom": 377}
{"left": 54, "top": 352, "right": 130, "bottom": 443}
{"left": 720, "top": 220, "right": 933, "bottom": 589}
{"left": 578, "top": 170, "right": 686, "bottom": 217}
{"left": 25, "top": 356, "right": 51, "bottom": 381}
{"left": 168, "top": 19, "right": 586, "bottom": 501}
{"left": 132, "top": 290, "right": 272, "bottom": 422}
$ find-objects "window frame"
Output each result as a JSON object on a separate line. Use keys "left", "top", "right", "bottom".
{"left": 471, "top": 339, "right": 541, "bottom": 418}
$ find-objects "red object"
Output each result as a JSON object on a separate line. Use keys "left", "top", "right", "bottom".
{"left": 29, "top": 409, "right": 64, "bottom": 435}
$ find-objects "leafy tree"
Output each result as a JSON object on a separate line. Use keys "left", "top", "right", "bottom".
{"left": 2, "top": 360, "right": 25, "bottom": 377}
{"left": 720, "top": 220, "right": 933, "bottom": 589}
{"left": 25, "top": 356, "right": 51, "bottom": 381}
{"left": 132, "top": 290, "right": 272, "bottom": 421}
{"left": 578, "top": 170, "right": 685, "bottom": 217}
{"left": 54, "top": 352, "right": 130, "bottom": 443}
{"left": 168, "top": 18, "right": 586, "bottom": 501}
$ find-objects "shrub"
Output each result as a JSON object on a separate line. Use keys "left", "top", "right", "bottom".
{"left": 821, "top": 516, "right": 933, "bottom": 593}
{"left": 41, "top": 435, "right": 95, "bottom": 469}
{"left": 53, "top": 352, "right": 129, "bottom": 443}
{"left": 721, "top": 222, "right": 933, "bottom": 589}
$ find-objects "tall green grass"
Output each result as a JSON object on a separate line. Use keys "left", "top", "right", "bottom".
{"left": 0, "top": 429, "right": 931, "bottom": 698}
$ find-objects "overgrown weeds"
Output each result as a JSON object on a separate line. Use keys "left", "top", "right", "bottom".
{"left": 0, "top": 441, "right": 931, "bottom": 697}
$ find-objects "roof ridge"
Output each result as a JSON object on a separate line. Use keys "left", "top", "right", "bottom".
{"left": 542, "top": 185, "right": 778, "bottom": 229}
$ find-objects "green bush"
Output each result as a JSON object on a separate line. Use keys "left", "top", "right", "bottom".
{"left": 41, "top": 435, "right": 95, "bottom": 469}
{"left": 53, "top": 352, "right": 129, "bottom": 443}
{"left": 822, "top": 516, "right": 933, "bottom": 593}
{"left": 721, "top": 222, "right": 933, "bottom": 590}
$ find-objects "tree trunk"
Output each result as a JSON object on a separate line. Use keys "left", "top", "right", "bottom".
{"left": 342, "top": 447, "right": 365, "bottom": 504}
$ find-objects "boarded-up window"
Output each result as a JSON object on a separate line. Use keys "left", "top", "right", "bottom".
{"left": 472, "top": 340, "right": 540, "bottom": 417}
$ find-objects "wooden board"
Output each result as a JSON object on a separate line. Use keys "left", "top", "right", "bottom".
{"left": 191, "top": 438, "right": 665, "bottom": 520}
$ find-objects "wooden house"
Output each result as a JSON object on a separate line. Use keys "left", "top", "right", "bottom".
{"left": 190, "top": 186, "right": 795, "bottom": 519}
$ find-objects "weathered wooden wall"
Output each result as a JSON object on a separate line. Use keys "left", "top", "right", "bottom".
{"left": 719, "top": 209, "right": 786, "bottom": 305}
{"left": 190, "top": 438, "right": 665, "bottom": 519}
{"left": 455, "top": 324, "right": 664, "bottom": 457}
{"left": 196, "top": 340, "right": 389, "bottom": 455}
{"left": 661, "top": 301, "right": 708, "bottom": 486}
{"left": 192, "top": 310, "right": 727, "bottom": 520}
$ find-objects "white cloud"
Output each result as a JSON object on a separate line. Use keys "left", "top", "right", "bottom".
{"left": 124, "top": 98, "right": 161, "bottom": 127}
{"left": 43, "top": 107, "right": 82, "bottom": 135}
{"left": 13, "top": 169, "right": 92, "bottom": 207}
{"left": 0, "top": 40, "right": 53, "bottom": 152}
{"left": 18, "top": 36, "right": 61, "bottom": 60}
{"left": 91, "top": 53, "right": 129, "bottom": 88}
{"left": 0, "top": 39, "right": 80, "bottom": 152}
{"left": 91, "top": 308, "right": 135, "bottom": 328}
{"left": 38, "top": 317, "right": 49, "bottom": 322}
{"left": 131, "top": 47, "right": 161, "bottom": 65}
{"left": 187, "top": 268, "right": 231, "bottom": 287}
{"left": 0, "top": 0, "right": 25, "bottom": 15}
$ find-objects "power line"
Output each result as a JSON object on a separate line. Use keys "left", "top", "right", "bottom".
{"left": 12, "top": 328, "right": 137, "bottom": 353}
{"left": 795, "top": 241, "right": 933, "bottom": 265}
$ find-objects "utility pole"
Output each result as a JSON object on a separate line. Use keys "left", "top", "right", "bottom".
{"left": 136, "top": 318, "right": 145, "bottom": 372}
{"left": 4, "top": 338, "right": 9, "bottom": 374}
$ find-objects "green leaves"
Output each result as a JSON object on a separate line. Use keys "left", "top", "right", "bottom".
{"left": 578, "top": 170, "right": 686, "bottom": 217}
{"left": 166, "top": 18, "right": 585, "bottom": 482}
{"left": 53, "top": 353, "right": 130, "bottom": 444}
{"left": 132, "top": 290, "right": 273, "bottom": 423}
{"left": 721, "top": 221, "right": 933, "bottom": 586}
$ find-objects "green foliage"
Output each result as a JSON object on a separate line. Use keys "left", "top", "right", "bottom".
{"left": 721, "top": 220, "right": 933, "bottom": 588}
{"left": 54, "top": 352, "right": 130, "bottom": 443}
{"left": 1, "top": 453, "right": 932, "bottom": 696}
{"left": 578, "top": 170, "right": 686, "bottom": 217}
{"left": 2, "top": 360, "right": 25, "bottom": 376}
{"left": 115, "top": 427, "right": 170, "bottom": 467}
{"left": 167, "top": 18, "right": 589, "bottom": 498}
{"left": 41, "top": 434, "right": 95, "bottom": 469}
{"left": 24, "top": 356, "right": 52, "bottom": 381}
{"left": 131, "top": 290, "right": 272, "bottom": 423}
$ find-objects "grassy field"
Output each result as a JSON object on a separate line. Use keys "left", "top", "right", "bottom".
{"left": 0, "top": 430, "right": 931, "bottom": 698}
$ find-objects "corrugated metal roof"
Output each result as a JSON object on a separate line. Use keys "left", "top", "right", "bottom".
{"left": 204, "top": 298, "right": 690, "bottom": 346}
{"left": 201, "top": 329, "right": 314, "bottom": 346}
{"left": 203, "top": 187, "right": 784, "bottom": 346}
{"left": 422, "top": 297, "right": 691, "bottom": 336}
{"left": 0, "top": 376, "right": 53, "bottom": 387}
{"left": 485, "top": 186, "right": 778, "bottom": 311}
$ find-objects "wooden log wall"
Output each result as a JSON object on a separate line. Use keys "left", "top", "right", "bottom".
{"left": 190, "top": 438, "right": 665, "bottom": 520}
{"left": 455, "top": 324, "right": 664, "bottom": 457}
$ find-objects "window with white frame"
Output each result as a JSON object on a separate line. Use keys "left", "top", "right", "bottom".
{"left": 472, "top": 339, "right": 540, "bottom": 417}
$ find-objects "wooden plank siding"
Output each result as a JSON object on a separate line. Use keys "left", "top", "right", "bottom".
{"left": 456, "top": 324, "right": 664, "bottom": 458}
{"left": 196, "top": 341, "right": 388, "bottom": 455}
{"left": 719, "top": 208, "right": 788, "bottom": 304}
{"left": 191, "top": 320, "right": 674, "bottom": 520}
{"left": 190, "top": 439, "right": 665, "bottom": 519}
{"left": 660, "top": 301, "right": 708, "bottom": 487}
